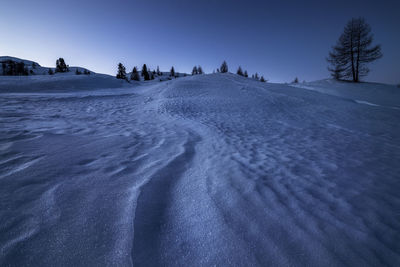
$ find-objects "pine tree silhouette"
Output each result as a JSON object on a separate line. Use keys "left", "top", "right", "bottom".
{"left": 55, "top": 58, "right": 69, "bottom": 73}
{"left": 220, "top": 61, "right": 228, "bottom": 73}
{"left": 192, "top": 66, "right": 198, "bottom": 75}
{"left": 116, "top": 63, "right": 127, "bottom": 80}
{"left": 237, "top": 66, "right": 243, "bottom": 76}
{"left": 130, "top": 67, "right": 140, "bottom": 81}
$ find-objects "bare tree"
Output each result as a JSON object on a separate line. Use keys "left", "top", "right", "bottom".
{"left": 327, "top": 18, "right": 382, "bottom": 82}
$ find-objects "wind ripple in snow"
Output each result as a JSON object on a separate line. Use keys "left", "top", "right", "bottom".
{"left": 0, "top": 74, "right": 400, "bottom": 266}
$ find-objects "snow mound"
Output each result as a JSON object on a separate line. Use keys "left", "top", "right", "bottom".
{"left": 0, "top": 73, "right": 129, "bottom": 93}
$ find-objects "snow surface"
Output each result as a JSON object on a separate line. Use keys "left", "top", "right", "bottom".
{"left": 290, "top": 79, "right": 400, "bottom": 108}
{"left": 0, "top": 73, "right": 400, "bottom": 266}
{"left": 0, "top": 74, "right": 129, "bottom": 93}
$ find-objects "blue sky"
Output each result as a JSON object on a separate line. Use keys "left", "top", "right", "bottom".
{"left": 1, "top": 0, "right": 399, "bottom": 83}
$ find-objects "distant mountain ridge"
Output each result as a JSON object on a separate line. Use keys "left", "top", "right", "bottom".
{"left": 0, "top": 56, "right": 93, "bottom": 76}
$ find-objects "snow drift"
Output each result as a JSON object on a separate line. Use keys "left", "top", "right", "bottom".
{"left": 291, "top": 79, "right": 400, "bottom": 108}
{"left": 0, "top": 74, "right": 128, "bottom": 93}
{"left": 0, "top": 73, "right": 399, "bottom": 266}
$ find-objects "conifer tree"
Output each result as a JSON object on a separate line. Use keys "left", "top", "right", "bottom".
{"left": 116, "top": 63, "right": 127, "bottom": 80}
{"left": 143, "top": 72, "right": 150, "bottom": 81}
{"left": 244, "top": 70, "right": 248, "bottom": 78}
{"left": 170, "top": 66, "right": 175, "bottom": 77}
{"left": 130, "top": 66, "right": 140, "bottom": 81}
{"left": 237, "top": 66, "right": 243, "bottom": 76}
{"left": 55, "top": 58, "right": 69, "bottom": 73}
{"left": 260, "top": 76, "right": 266, "bottom": 82}
{"left": 141, "top": 64, "right": 150, "bottom": 80}
{"left": 192, "top": 66, "right": 198, "bottom": 75}
{"left": 198, "top": 66, "right": 203, "bottom": 74}
{"left": 141, "top": 64, "right": 148, "bottom": 77}
{"left": 16, "top": 62, "right": 28, "bottom": 75}
{"left": 220, "top": 61, "right": 228, "bottom": 73}
{"left": 1, "top": 62, "right": 6, "bottom": 75}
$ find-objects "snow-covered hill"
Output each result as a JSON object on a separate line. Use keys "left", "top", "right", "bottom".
{"left": 0, "top": 56, "right": 93, "bottom": 76}
{"left": 0, "top": 56, "right": 190, "bottom": 92}
{"left": 0, "top": 56, "right": 130, "bottom": 92}
{"left": 0, "top": 56, "right": 39, "bottom": 67}
{"left": 0, "top": 73, "right": 399, "bottom": 266}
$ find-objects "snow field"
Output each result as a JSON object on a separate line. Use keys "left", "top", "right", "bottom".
{"left": 0, "top": 73, "right": 399, "bottom": 266}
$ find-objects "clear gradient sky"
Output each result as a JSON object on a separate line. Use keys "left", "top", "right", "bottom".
{"left": 1, "top": 0, "right": 399, "bottom": 83}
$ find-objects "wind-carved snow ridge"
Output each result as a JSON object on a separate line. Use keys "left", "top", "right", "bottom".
{"left": 0, "top": 73, "right": 399, "bottom": 266}
{"left": 132, "top": 129, "right": 201, "bottom": 265}
{"left": 354, "top": 99, "right": 400, "bottom": 110}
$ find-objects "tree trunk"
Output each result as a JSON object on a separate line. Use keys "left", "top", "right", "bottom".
{"left": 355, "top": 23, "right": 361, "bottom": 82}
{"left": 350, "top": 20, "right": 356, "bottom": 82}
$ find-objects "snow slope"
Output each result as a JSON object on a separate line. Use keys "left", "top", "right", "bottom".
{"left": 0, "top": 73, "right": 399, "bottom": 266}
{"left": 290, "top": 79, "right": 400, "bottom": 109}
{"left": 0, "top": 74, "right": 130, "bottom": 93}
